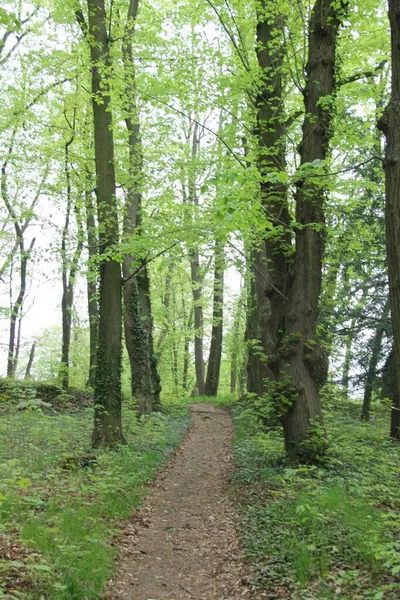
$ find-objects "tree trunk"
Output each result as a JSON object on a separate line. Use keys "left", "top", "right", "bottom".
{"left": 184, "top": 123, "right": 205, "bottom": 396}
{"left": 182, "top": 305, "right": 192, "bottom": 393}
{"left": 24, "top": 340, "right": 36, "bottom": 380}
{"left": 246, "top": 2, "right": 291, "bottom": 397}
{"left": 121, "top": 0, "right": 160, "bottom": 414}
{"left": 341, "top": 317, "right": 355, "bottom": 395}
{"left": 361, "top": 299, "right": 390, "bottom": 421}
{"left": 230, "top": 299, "right": 242, "bottom": 394}
{"left": 84, "top": 183, "right": 99, "bottom": 388}
{"left": 382, "top": 349, "right": 400, "bottom": 438}
{"left": 190, "top": 252, "right": 205, "bottom": 395}
{"left": 205, "top": 239, "right": 224, "bottom": 396}
{"left": 7, "top": 237, "right": 35, "bottom": 378}
{"left": 281, "top": 0, "right": 345, "bottom": 460}
{"left": 378, "top": 0, "right": 400, "bottom": 441}
{"left": 124, "top": 270, "right": 153, "bottom": 413}
{"left": 60, "top": 136, "right": 83, "bottom": 389}
{"left": 85, "top": 0, "right": 124, "bottom": 448}
{"left": 1, "top": 131, "right": 36, "bottom": 379}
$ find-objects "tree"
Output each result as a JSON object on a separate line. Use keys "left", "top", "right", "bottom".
{"left": 378, "top": 0, "right": 400, "bottom": 440}
{"left": 79, "top": 0, "right": 124, "bottom": 447}
{"left": 205, "top": 237, "right": 224, "bottom": 396}
{"left": 121, "top": 0, "right": 161, "bottom": 414}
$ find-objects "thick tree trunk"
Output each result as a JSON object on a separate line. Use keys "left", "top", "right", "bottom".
{"left": 246, "top": 2, "right": 291, "bottom": 397}
{"left": 85, "top": 0, "right": 124, "bottom": 447}
{"left": 378, "top": 0, "right": 400, "bottom": 441}
{"left": 205, "top": 240, "right": 224, "bottom": 396}
{"left": 281, "top": 0, "right": 345, "bottom": 460}
{"left": 361, "top": 299, "right": 390, "bottom": 421}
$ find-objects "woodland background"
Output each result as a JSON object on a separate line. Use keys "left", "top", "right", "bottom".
{"left": 1, "top": 0, "right": 400, "bottom": 598}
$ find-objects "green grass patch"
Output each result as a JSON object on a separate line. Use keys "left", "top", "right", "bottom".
{"left": 0, "top": 404, "right": 190, "bottom": 599}
{"left": 231, "top": 398, "right": 400, "bottom": 599}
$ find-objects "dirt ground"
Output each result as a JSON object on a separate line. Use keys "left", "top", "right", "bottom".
{"left": 108, "top": 404, "right": 250, "bottom": 600}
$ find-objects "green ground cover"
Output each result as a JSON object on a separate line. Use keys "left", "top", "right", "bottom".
{"left": 230, "top": 396, "right": 400, "bottom": 600}
{"left": 0, "top": 398, "right": 190, "bottom": 599}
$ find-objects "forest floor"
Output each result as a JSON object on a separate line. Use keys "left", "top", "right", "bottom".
{"left": 109, "top": 403, "right": 250, "bottom": 600}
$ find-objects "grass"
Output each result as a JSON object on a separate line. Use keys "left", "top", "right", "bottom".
{"left": 0, "top": 402, "right": 190, "bottom": 599}
{"left": 230, "top": 395, "right": 400, "bottom": 600}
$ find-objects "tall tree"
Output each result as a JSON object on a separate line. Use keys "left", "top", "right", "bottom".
{"left": 378, "top": 0, "right": 400, "bottom": 440}
{"left": 59, "top": 112, "right": 84, "bottom": 389}
{"left": 121, "top": 0, "right": 161, "bottom": 414}
{"left": 79, "top": 0, "right": 124, "bottom": 447}
{"left": 280, "top": 0, "right": 347, "bottom": 458}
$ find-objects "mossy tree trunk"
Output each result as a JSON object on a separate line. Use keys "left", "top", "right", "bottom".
{"left": 246, "top": 1, "right": 291, "bottom": 398}
{"left": 121, "top": 0, "right": 161, "bottom": 414}
{"left": 83, "top": 0, "right": 124, "bottom": 447}
{"left": 281, "top": 0, "right": 346, "bottom": 459}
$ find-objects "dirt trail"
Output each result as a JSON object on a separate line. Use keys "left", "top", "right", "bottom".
{"left": 109, "top": 404, "right": 249, "bottom": 600}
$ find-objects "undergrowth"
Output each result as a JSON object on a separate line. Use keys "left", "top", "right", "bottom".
{"left": 231, "top": 396, "right": 400, "bottom": 600}
{"left": 0, "top": 399, "right": 190, "bottom": 599}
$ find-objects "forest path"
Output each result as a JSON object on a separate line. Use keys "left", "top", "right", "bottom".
{"left": 108, "top": 404, "right": 249, "bottom": 600}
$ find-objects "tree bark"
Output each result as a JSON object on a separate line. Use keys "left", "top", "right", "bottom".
{"left": 246, "top": 1, "right": 291, "bottom": 397}
{"left": 85, "top": 0, "right": 124, "bottom": 447}
{"left": 121, "top": 0, "right": 161, "bottom": 414}
{"left": 281, "top": 0, "right": 346, "bottom": 460}
{"left": 378, "top": 0, "right": 400, "bottom": 440}
{"left": 205, "top": 239, "right": 224, "bottom": 396}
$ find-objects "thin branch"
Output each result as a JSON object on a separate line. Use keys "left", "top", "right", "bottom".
{"left": 204, "top": 0, "right": 250, "bottom": 72}
{"left": 136, "top": 87, "right": 248, "bottom": 168}
{"left": 122, "top": 243, "right": 178, "bottom": 284}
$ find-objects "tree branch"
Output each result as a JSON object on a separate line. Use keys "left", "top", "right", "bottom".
{"left": 338, "top": 60, "right": 388, "bottom": 86}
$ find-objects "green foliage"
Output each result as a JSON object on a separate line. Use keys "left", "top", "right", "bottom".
{"left": 0, "top": 404, "right": 190, "bottom": 599}
{"left": 231, "top": 395, "right": 400, "bottom": 599}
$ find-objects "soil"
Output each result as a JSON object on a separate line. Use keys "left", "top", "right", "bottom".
{"left": 108, "top": 404, "right": 250, "bottom": 600}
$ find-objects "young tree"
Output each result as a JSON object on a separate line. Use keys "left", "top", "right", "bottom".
{"left": 205, "top": 237, "right": 224, "bottom": 396}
